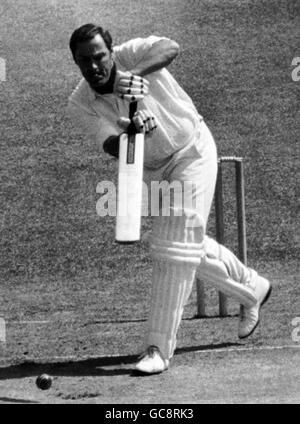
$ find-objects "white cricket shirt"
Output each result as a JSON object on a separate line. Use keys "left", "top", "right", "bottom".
{"left": 68, "top": 36, "right": 203, "bottom": 169}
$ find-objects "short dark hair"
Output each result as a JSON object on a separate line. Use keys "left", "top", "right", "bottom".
{"left": 69, "top": 23, "right": 113, "bottom": 61}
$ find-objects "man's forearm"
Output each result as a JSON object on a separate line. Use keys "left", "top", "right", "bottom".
{"left": 130, "top": 39, "right": 179, "bottom": 77}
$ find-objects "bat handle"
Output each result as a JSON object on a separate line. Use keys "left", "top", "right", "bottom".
{"left": 128, "top": 101, "right": 138, "bottom": 134}
{"left": 129, "top": 101, "right": 138, "bottom": 121}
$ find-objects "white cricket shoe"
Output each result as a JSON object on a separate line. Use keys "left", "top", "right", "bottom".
{"left": 238, "top": 275, "right": 272, "bottom": 339}
{"left": 135, "top": 345, "right": 169, "bottom": 374}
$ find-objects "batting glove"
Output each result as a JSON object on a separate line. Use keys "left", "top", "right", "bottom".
{"left": 117, "top": 110, "right": 157, "bottom": 135}
{"left": 114, "top": 70, "right": 149, "bottom": 102}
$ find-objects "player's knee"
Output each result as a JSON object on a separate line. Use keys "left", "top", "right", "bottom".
{"left": 153, "top": 207, "right": 205, "bottom": 244}
{"left": 203, "top": 236, "right": 221, "bottom": 259}
{"left": 150, "top": 208, "right": 205, "bottom": 265}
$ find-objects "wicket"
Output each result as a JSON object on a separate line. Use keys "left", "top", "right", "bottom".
{"left": 196, "top": 156, "right": 247, "bottom": 317}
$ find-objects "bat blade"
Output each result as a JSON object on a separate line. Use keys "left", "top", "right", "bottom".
{"left": 115, "top": 131, "right": 144, "bottom": 243}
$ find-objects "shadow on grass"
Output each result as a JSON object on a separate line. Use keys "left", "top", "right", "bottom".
{"left": 0, "top": 342, "right": 241, "bottom": 380}
{"left": 84, "top": 314, "right": 239, "bottom": 324}
{"left": 0, "top": 397, "right": 39, "bottom": 404}
{"left": 189, "top": 313, "right": 240, "bottom": 320}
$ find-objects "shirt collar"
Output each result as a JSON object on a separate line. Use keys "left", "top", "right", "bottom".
{"left": 85, "top": 83, "right": 110, "bottom": 102}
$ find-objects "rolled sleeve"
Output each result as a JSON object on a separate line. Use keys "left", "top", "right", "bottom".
{"left": 113, "top": 35, "right": 170, "bottom": 70}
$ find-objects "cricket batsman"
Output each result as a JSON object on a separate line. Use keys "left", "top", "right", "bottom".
{"left": 67, "top": 24, "right": 272, "bottom": 374}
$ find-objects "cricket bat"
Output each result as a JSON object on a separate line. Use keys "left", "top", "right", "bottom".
{"left": 116, "top": 101, "right": 145, "bottom": 243}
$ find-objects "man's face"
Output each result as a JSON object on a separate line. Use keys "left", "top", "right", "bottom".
{"left": 74, "top": 34, "right": 114, "bottom": 89}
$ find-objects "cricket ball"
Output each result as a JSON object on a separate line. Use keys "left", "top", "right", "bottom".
{"left": 36, "top": 374, "right": 53, "bottom": 390}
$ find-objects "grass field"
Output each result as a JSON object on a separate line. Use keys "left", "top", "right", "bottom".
{"left": 0, "top": 0, "right": 299, "bottom": 404}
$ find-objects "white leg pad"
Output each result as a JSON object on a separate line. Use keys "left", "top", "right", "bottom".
{"left": 145, "top": 209, "right": 205, "bottom": 359}
{"left": 146, "top": 260, "right": 196, "bottom": 360}
{"left": 197, "top": 237, "right": 257, "bottom": 307}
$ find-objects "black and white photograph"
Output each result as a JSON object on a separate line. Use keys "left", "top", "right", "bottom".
{"left": 0, "top": 0, "right": 299, "bottom": 406}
